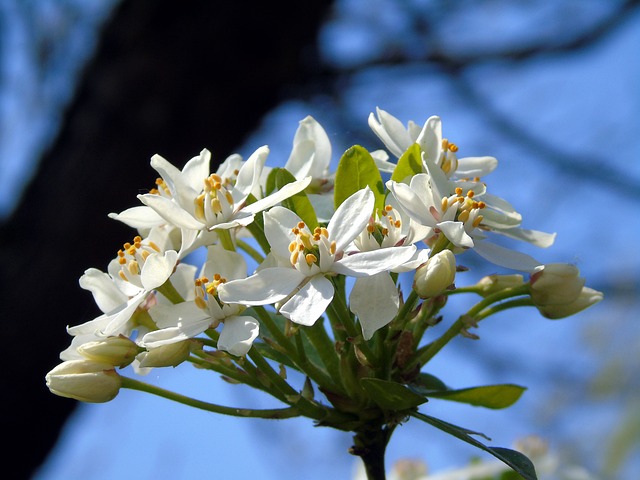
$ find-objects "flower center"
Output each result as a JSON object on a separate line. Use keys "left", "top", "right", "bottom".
{"left": 442, "top": 187, "right": 486, "bottom": 229}
{"left": 194, "top": 174, "right": 236, "bottom": 224}
{"left": 288, "top": 221, "right": 336, "bottom": 269}
{"left": 357, "top": 205, "right": 403, "bottom": 250}
{"left": 194, "top": 274, "right": 227, "bottom": 310}
{"left": 116, "top": 235, "right": 161, "bottom": 284}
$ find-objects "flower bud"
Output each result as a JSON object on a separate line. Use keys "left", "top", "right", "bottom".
{"left": 137, "top": 340, "right": 191, "bottom": 368}
{"left": 413, "top": 250, "right": 456, "bottom": 299}
{"left": 77, "top": 335, "right": 143, "bottom": 368}
{"left": 537, "top": 286, "right": 603, "bottom": 319}
{"left": 475, "top": 274, "right": 525, "bottom": 296}
{"left": 46, "top": 360, "right": 121, "bottom": 403}
{"left": 530, "top": 263, "right": 585, "bottom": 306}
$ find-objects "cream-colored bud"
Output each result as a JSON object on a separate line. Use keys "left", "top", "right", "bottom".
{"left": 475, "top": 274, "right": 524, "bottom": 296}
{"left": 77, "top": 335, "right": 143, "bottom": 368}
{"left": 45, "top": 360, "right": 121, "bottom": 403}
{"left": 538, "top": 286, "right": 603, "bottom": 319}
{"left": 530, "top": 263, "right": 585, "bottom": 306}
{"left": 137, "top": 340, "right": 191, "bottom": 368}
{"left": 413, "top": 250, "right": 456, "bottom": 299}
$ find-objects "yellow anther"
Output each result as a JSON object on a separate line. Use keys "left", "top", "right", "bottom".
{"left": 194, "top": 296, "right": 207, "bottom": 309}
{"left": 441, "top": 197, "right": 449, "bottom": 212}
{"left": 194, "top": 278, "right": 203, "bottom": 286}
{"left": 330, "top": 240, "right": 337, "bottom": 255}
{"left": 288, "top": 241, "right": 296, "bottom": 253}
{"left": 305, "top": 253, "right": 318, "bottom": 265}
{"left": 118, "top": 249, "right": 125, "bottom": 257}
{"left": 123, "top": 242, "right": 132, "bottom": 249}
{"left": 211, "top": 197, "right": 222, "bottom": 215}
{"left": 213, "top": 273, "right": 221, "bottom": 281}
{"left": 472, "top": 215, "right": 484, "bottom": 228}
{"left": 297, "top": 221, "right": 306, "bottom": 229}
{"left": 442, "top": 139, "right": 449, "bottom": 149}
{"left": 291, "top": 250, "right": 300, "bottom": 265}
{"left": 320, "top": 227, "right": 329, "bottom": 238}
{"left": 134, "top": 236, "right": 142, "bottom": 243}
{"left": 455, "top": 187, "right": 463, "bottom": 196}
{"left": 205, "top": 284, "right": 217, "bottom": 295}
{"left": 385, "top": 205, "right": 393, "bottom": 212}
{"left": 458, "top": 210, "right": 470, "bottom": 223}
{"left": 448, "top": 143, "right": 459, "bottom": 152}
{"left": 127, "top": 260, "right": 139, "bottom": 275}
{"left": 394, "top": 220, "right": 401, "bottom": 228}
{"left": 211, "top": 174, "right": 222, "bottom": 184}
{"left": 367, "top": 224, "right": 375, "bottom": 233}
{"left": 457, "top": 197, "right": 465, "bottom": 203}
{"left": 233, "top": 169, "right": 239, "bottom": 176}
{"left": 466, "top": 190, "right": 474, "bottom": 198}
{"left": 474, "top": 176, "right": 481, "bottom": 182}
{"left": 155, "top": 178, "right": 163, "bottom": 186}
{"left": 141, "top": 250, "right": 150, "bottom": 260}
{"left": 127, "top": 246, "right": 137, "bottom": 256}
{"left": 118, "top": 257, "right": 127, "bottom": 265}
{"left": 148, "top": 241, "right": 161, "bottom": 252}
{"left": 224, "top": 190, "right": 233, "bottom": 205}
{"left": 313, "top": 233, "right": 321, "bottom": 241}
{"left": 381, "top": 227, "right": 389, "bottom": 236}
{"left": 118, "top": 271, "right": 129, "bottom": 282}
{"left": 477, "top": 201, "right": 486, "bottom": 209}
{"left": 291, "top": 227, "right": 300, "bottom": 235}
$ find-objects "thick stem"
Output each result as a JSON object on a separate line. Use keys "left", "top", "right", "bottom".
{"left": 351, "top": 424, "right": 395, "bottom": 480}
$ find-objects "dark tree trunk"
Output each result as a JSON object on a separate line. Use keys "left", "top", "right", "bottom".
{"left": 0, "top": 1, "right": 332, "bottom": 477}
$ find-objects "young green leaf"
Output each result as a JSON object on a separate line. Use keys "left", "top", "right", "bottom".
{"left": 391, "top": 143, "right": 422, "bottom": 183}
{"left": 425, "top": 384, "right": 527, "bottom": 410}
{"left": 334, "top": 145, "right": 385, "bottom": 212}
{"left": 273, "top": 167, "right": 318, "bottom": 230}
{"left": 360, "top": 378, "right": 428, "bottom": 411}
{"left": 411, "top": 412, "right": 538, "bottom": 480}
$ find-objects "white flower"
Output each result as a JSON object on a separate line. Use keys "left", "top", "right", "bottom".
{"left": 349, "top": 205, "right": 429, "bottom": 339}
{"left": 218, "top": 188, "right": 416, "bottom": 327}
{"left": 368, "top": 107, "right": 498, "bottom": 179}
{"left": 137, "top": 146, "right": 312, "bottom": 234}
{"left": 142, "top": 244, "right": 259, "bottom": 357}
{"left": 67, "top": 227, "right": 180, "bottom": 338}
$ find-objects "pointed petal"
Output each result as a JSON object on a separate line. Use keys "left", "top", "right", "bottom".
{"left": 455, "top": 156, "right": 498, "bottom": 177}
{"left": 232, "top": 145, "right": 269, "bottom": 204}
{"left": 141, "top": 250, "right": 179, "bottom": 290}
{"left": 497, "top": 227, "right": 556, "bottom": 248}
{"left": 387, "top": 179, "right": 434, "bottom": 226}
{"left": 242, "top": 176, "right": 312, "bottom": 215}
{"left": 280, "top": 275, "right": 333, "bottom": 326}
{"left": 437, "top": 221, "right": 474, "bottom": 248}
{"left": 328, "top": 187, "right": 374, "bottom": 252}
{"left": 203, "top": 244, "right": 247, "bottom": 281}
{"left": 218, "top": 316, "right": 260, "bottom": 356}
{"left": 180, "top": 149, "right": 211, "bottom": 191}
{"left": 473, "top": 240, "right": 541, "bottom": 272}
{"left": 217, "top": 268, "right": 306, "bottom": 305}
{"left": 350, "top": 273, "right": 399, "bottom": 340}
{"left": 79, "top": 268, "right": 128, "bottom": 314}
{"left": 416, "top": 115, "right": 442, "bottom": 164}
{"left": 108, "top": 206, "right": 165, "bottom": 229}
{"left": 333, "top": 246, "right": 417, "bottom": 277}
{"left": 138, "top": 194, "right": 205, "bottom": 230}
{"left": 264, "top": 206, "right": 302, "bottom": 260}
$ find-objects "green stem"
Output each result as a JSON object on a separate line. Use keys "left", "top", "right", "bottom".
{"left": 474, "top": 298, "right": 535, "bottom": 321}
{"left": 155, "top": 279, "right": 185, "bottom": 304}
{"left": 304, "top": 320, "right": 342, "bottom": 387}
{"left": 351, "top": 424, "right": 395, "bottom": 480}
{"left": 217, "top": 229, "right": 236, "bottom": 251}
{"left": 120, "top": 377, "right": 300, "bottom": 419}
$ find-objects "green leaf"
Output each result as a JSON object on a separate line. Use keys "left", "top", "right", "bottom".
{"left": 411, "top": 372, "right": 449, "bottom": 392}
{"left": 411, "top": 412, "right": 538, "bottom": 480}
{"left": 391, "top": 143, "right": 422, "bottom": 183}
{"left": 360, "top": 378, "right": 428, "bottom": 411}
{"left": 273, "top": 168, "right": 318, "bottom": 230}
{"left": 334, "top": 145, "right": 385, "bottom": 212}
{"left": 425, "top": 384, "right": 526, "bottom": 410}
{"left": 243, "top": 209, "right": 270, "bottom": 255}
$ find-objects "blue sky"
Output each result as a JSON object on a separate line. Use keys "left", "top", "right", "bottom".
{"left": 3, "top": 1, "right": 637, "bottom": 479}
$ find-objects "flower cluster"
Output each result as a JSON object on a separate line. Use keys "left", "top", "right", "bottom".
{"left": 46, "top": 109, "right": 603, "bottom": 480}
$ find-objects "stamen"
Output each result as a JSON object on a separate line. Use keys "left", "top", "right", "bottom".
{"left": 472, "top": 215, "right": 484, "bottom": 228}
{"left": 330, "top": 241, "right": 337, "bottom": 255}
{"left": 305, "top": 253, "right": 317, "bottom": 266}
{"left": 458, "top": 210, "right": 470, "bottom": 223}
{"left": 455, "top": 187, "right": 463, "bottom": 196}
{"left": 195, "top": 296, "right": 207, "bottom": 309}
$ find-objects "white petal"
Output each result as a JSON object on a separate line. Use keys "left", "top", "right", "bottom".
{"left": 333, "top": 246, "right": 417, "bottom": 277}
{"left": 79, "top": 268, "right": 128, "bottom": 314}
{"left": 387, "top": 179, "right": 434, "bottom": 226}
{"left": 217, "top": 268, "right": 306, "bottom": 305}
{"left": 350, "top": 273, "right": 399, "bottom": 340}
{"left": 455, "top": 156, "right": 498, "bottom": 177}
{"left": 218, "top": 316, "right": 260, "bottom": 356}
{"left": 232, "top": 145, "right": 269, "bottom": 204}
{"left": 368, "top": 108, "right": 412, "bottom": 158}
{"left": 203, "top": 244, "right": 247, "bottom": 281}
{"left": 150, "top": 154, "right": 181, "bottom": 194}
{"left": 242, "top": 176, "right": 312, "bottom": 215}
{"left": 141, "top": 250, "right": 179, "bottom": 290}
{"left": 180, "top": 149, "right": 211, "bottom": 191}
{"left": 280, "top": 275, "right": 333, "bottom": 326}
{"left": 497, "top": 227, "right": 557, "bottom": 248}
{"left": 264, "top": 206, "right": 303, "bottom": 260}
{"left": 108, "top": 206, "right": 166, "bottom": 229}
{"left": 142, "top": 326, "right": 192, "bottom": 348}
{"left": 437, "top": 221, "right": 475, "bottom": 248}
{"left": 416, "top": 115, "right": 442, "bottom": 164}
{"left": 149, "top": 301, "right": 208, "bottom": 329}
{"left": 138, "top": 194, "right": 205, "bottom": 230}
{"left": 329, "top": 187, "right": 374, "bottom": 252}
{"left": 473, "top": 240, "right": 541, "bottom": 272}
